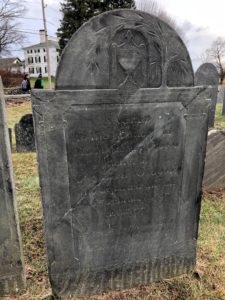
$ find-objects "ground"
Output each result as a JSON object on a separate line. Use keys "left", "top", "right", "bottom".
{"left": 4, "top": 102, "right": 225, "bottom": 300}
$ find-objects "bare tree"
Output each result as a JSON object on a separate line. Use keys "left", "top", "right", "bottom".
{"left": 202, "top": 37, "right": 225, "bottom": 84}
{"left": 0, "top": 0, "right": 25, "bottom": 55}
{"left": 135, "top": 0, "right": 186, "bottom": 42}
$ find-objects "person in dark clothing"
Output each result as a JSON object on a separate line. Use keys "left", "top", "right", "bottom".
{"left": 34, "top": 74, "right": 44, "bottom": 89}
{"left": 21, "top": 74, "right": 31, "bottom": 92}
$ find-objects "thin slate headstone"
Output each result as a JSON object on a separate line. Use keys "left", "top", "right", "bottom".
{"left": 195, "top": 63, "right": 219, "bottom": 127}
{"left": 222, "top": 87, "right": 225, "bottom": 115}
{"left": 15, "top": 114, "right": 35, "bottom": 152}
{"left": 217, "top": 85, "right": 224, "bottom": 103}
{"left": 8, "top": 128, "right": 12, "bottom": 150}
{"left": 0, "top": 77, "right": 25, "bottom": 295}
{"left": 203, "top": 130, "right": 225, "bottom": 189}
{"left": 32, "top": 9, "right": 211, "bottom": 298}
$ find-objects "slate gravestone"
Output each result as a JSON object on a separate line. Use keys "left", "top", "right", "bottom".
{"left": 217, "top": 85, "right": 224, "bottom": 103}
{"left": 222, "top": 88, "right": 225, "bottom": 115}
{"left": 203, "top": 130, "right": 225, "bottom": 189}
{"left": 15, "top": 114, "right": 35, "bottom": 152}
{"left": 0, "top": 77, "right": 25, "bottom": 295}
{"left": 32, "top": 10, "right": 211, "bottom": 298}
{"left": 8, "top": 128, "right": 12, "bottom": 150}
{"left": 195, "top": 63, "right": 219, "bottom": 127}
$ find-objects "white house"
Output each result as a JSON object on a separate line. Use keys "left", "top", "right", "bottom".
{"left": 0, "top": 57, "right": 24, "bottom": 73}
{"left": 23, "top": 30, "right": 60, "bottom": 77}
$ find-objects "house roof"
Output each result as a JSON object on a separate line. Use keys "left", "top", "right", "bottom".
{"left": 0, "top": 57, "right": 23, "bottom": 68}
{"left": 23, "top": 40, "right": 59, "bottom": 50}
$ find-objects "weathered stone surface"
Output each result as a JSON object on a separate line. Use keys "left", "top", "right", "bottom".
{"left": 217, "top": 85, "right": 224, "bottom": 103}
{"left": 195, "top": 63, "right": 219, "bottom": 127}
{"left": 222, "top": 86, "right": 225, "bottom": 116}
{"left": 8, "top": 128, "right": 12, "bottom": 150}
{"left": 0, "top": 77, "right": 25, "bottom": 295}
{"left": 32, "top": 9, "right": 210, "bottom": 298}
{"left": 203, "top": 130, "right": 225, "bottom": 189}
{"left": 15, "top": 114, "right": 35, "bottom": 152}
{"left": 56, "top": 9, "right": 194, "bottom": 89}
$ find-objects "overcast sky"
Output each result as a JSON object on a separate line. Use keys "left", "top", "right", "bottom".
{"left": 13, "top": 0, "right": 225, "bottom": 70}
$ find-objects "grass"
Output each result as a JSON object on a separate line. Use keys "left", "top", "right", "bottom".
{"left": 6, "top": 103, "right": 33, "bottom": 150}
{"left": 6, "top": 103, "right": 50, "bottom": 299}
{"left": 4, "top": 102, "right": 225, "bottom": 299}
{"left": 215, "top": 103, "right": 225, "bottom": 129}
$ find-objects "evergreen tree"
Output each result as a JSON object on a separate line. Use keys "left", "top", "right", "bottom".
{"left": 57, "top": 0, "right": 136, "bottom": 52}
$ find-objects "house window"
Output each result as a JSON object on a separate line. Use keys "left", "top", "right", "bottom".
{"left": 38, "top": 49, "right": 40, "bottom": 53}
{"left": 28, "top": 57, "right": 34, "bottom": 64}
{"left": 45, "top": 67, "right": 47, "bottom": 73}
{"left": 43, "top": 48, "right": 46, "bottom": 52}
{"left": 29, "top": 67, "right": 34, "bottom": 74}
{"left": 34, "top": 49, "right": 37, "bottom": 53}
{"left": 36, "top": 67, "right": 42, "bottom": 74}
{"left": 27, "top": 50, "right": 29, "bottom": 54}
{"left": 35, "top": 56, "right": 41, "bottom": 63}
{"left": 44, "top": 56, "right": 46, "bottom": 62}
{"left": 30, "top": 49, "right": 33, "bottom": 53}
{"left": 57, "top": 56, "right": 59, "bottom": 62}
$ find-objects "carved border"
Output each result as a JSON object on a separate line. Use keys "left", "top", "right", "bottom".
{"left": 31, "top": 87, "right": 210, "bottom": 296}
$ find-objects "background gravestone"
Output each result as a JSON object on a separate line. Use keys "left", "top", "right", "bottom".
{"left": 217, "top": 85, "right": 224, "bottom": 103}
{"left": 0, "top": 77, "right": 25, "bottom": 295}
{"left": 15, "top": 114, "right": 35, "bottom": 152}
{"left": 203, "top": 130, "right": 225, "bottom": 189}
{"left": 222, "top": 87, "right": 225, "bottom": 116}
{"left": 32, "top": 9, "right": 211, "bottom": 298}
{"left": 195, "top": 63, "right": 219, "bottom": 128}
{"left": 8, "top": 128, "right": 12, "bottom": 150}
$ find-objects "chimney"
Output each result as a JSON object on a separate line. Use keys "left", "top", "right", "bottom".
{"left": 40, "top": 29, "right": 46, "bottom": 43}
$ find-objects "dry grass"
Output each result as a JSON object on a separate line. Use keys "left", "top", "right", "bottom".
{"left": 215, "top": 103, "right": 225, "bottom": 130}
{"left": 4, "top": 102, "right": 225, "bottom": 300}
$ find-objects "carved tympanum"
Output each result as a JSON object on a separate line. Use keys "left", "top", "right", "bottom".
{"left": 56, "top": 10, "right": 194, "bottom": 89}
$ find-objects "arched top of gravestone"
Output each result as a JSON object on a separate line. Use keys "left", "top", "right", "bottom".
{"left": 56, "top": 9, "right": 194, "bottom": 90}
{"left": 18, "top": 114, "right": 33, "bottom": 128}
{"left": 195, "top": 63, "right": 219, "bottom": 86}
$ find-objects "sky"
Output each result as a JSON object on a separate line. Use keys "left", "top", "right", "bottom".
{"left": 138, "top": 0, "right": 225, "bottom": 70}
{"left": 12, "top": 0, "right": 225, "bottom": 70}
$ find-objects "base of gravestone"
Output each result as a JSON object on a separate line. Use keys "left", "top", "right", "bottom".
{"left": 51, "top": 257, "right": 196, "bottom": 298}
